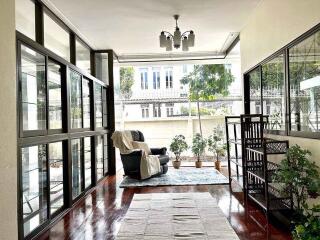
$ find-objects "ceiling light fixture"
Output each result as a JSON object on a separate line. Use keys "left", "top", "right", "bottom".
{"left": 159, "top": 15, "right": 195, "bottom": 51}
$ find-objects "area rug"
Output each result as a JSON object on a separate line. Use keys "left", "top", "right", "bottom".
{"left": 120, "top": 167, "right": 229, "bottom": 188}
{"left": 116, "top": 192, "right": 239, "bottom": 240}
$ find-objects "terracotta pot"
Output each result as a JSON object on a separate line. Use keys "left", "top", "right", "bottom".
{"left": 195, "top": 161, "right": 202, "bottom": 168}
{"left": 172, "top": 160, "right": 181, "bottom": 169}
{"left": 215, "top": 160, "right": 221, "bottom": 171}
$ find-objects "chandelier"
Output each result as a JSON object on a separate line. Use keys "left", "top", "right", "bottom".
{"left": 159, "top": 15, "right": 195, "bottom": 51}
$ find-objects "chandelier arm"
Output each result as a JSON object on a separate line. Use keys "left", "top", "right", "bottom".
{"left": 181, "top": 31, "right": 193, "bottom": 37}
{"left": 162, "top": 31, "right": 174, "bottom": 38}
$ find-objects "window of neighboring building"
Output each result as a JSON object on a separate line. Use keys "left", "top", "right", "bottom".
{"left": 15, "top": 0, "right": 35, "bottom": 40}
{"left": 141, "top": 105, "right": 149, "bottom": 118}
{"left": 262, "top": 53, "right": 285, "bottom": 131}
{"left": 76, "top": 38, "right": 91, "bottom": 74}
{"left": 140, "top": 69, "right": 148, "bottom": 89}
{"left": 289, "top": 29, "right": 320, "bottom": 133}
{"left": 44, "top": 11, "right": 70, "bottom": 61}
{"left": 166, "top": 103, "right": 174, "bottom": 117}
{"left": 165, "top": 68, "right": 173, "bottom": 88}
{"left": 153, "top": 103, "right": 161, "bottom": 117}
{"left": 152, "top": 69, "right": 160, "bottom": 89}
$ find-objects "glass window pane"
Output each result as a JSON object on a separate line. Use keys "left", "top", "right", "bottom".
{"left": 102, "top": 88, "right": 108, "bottom": 127}
{"left": 95, "top": 53, "right": 109, "bottom": 84}
{"left": 262, "top": 54, "right": 285, "bottom": 130}
{"left": 289, "top": 30, "right": 320, "bottom": 132}
{"left": 76, "top": 39, "right": 91, "bottom": 74}
{"left": 70, "top": 71, "right": 82, "bottom": 129}
{"left": 96, "top": 136, "right": 103, "bottom": 180}
{"left": 49, "top": 142, "right": 63, "bottom": 214}
{"left": 48, "top": 61, "right": 62, "bottom": 129}
{"left": 15, "top": 0, "right": 35, "bottom": 40}
{"left": 82, "top": 79, "right": 91, "bottom": 128}
{"left": 22, "top": 145, "right": 47, "bottom": 237}
{"left": 103, "top": 135, "right": 108, "bottom": 174}
{"left": 44, "top": 12, "right": 70, "bottom": 61}
{"left": 95, "top": 85, "right": 103, "bottom": 128}
{"left": 249, "top": 68, "right": 261, "bottom": 114}
{"left": 84, "top": 137, "right": 91, "bottom": 188}
{"left": 71, "top": 139, "right": 81, "bottom": 199}
{"left": 21, "top": 45, "right": 46, "bottom": 131}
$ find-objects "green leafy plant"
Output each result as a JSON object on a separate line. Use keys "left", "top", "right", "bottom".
{"left": 169, "top": 135, "right": 188, "bottom": 162}
{"left": 273, "top": 145, "right": 320, "bottom": 215}
{"left": 207, "top": 126, "right": 227, "bottom": 162}
{"left": 191, "top": 133, "right": 207, "bottom": 162}
{"left": 293, "top": 204, "right": 320, "bottom": 240}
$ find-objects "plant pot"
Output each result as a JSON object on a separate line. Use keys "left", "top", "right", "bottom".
{"left": 215, "top": 160, "right": 221, "bottom": 171}
{"left": 172, "top": 160, "right": 181, "bottom": 169}
{"left": 195, "top": 161, "right": 202, "bottom": 168}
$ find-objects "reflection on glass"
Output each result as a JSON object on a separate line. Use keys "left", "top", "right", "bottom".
{"left": 83, "top": 79, "right": 91, "bottom": 128}
{"left": 262, "top": 54, "right": 285, "bottom": 130}
{"left": 70, "top": 71, "right": 82, "bottom": 129}
{"left": 22, "top": 145, "right": 47, "bottom": 237}
{"left": 95, "top": 53, "right": 109, "bottom": 84}
{"left": 249, "top": 68, "right": 261, "bottom": 114}
{"left": 289, "top": 30, "right": 320, "bottom": 132}
{"left": 48, "top": 61, "right": 62, "bottom": 129}
{"left": 49, "top": 142, "right": 63, "bottom": 214}
{"left": 102, "top": 88, "right": 108, "bottom": 127}
{"left": 84, "top": 137, "right": 91, "bottom": 188}
{"left": 71, "top": 139, "right": 81, "bottom": 199}
{"left": 103, "top": 135, "right": 108, "bottom": 174}
{"left": 16, "top": 0, "right": 35, "bottom": 40}
{"left": 95, "top": 85, "right": 103, "bottom": 128}
{"left": 76, "top": 39, "right": 91, "bottom": 74}
{"left": 21, "top": 45, "right": 46, "bottom": 131}
{"left": 44, "top": 12, "right": 70, "bottom": 61}
{"left": 96, "top": 136, "right": 103, "bottom": 180}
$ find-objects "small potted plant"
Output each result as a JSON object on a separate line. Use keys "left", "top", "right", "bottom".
{"left": 191, "top": 133, "right": 207, "bottom": 168}
{"left": 169, "top": 135, "right": 188, "bottom": 169}
{"left": 207, "top": 127, "right": 227, "bottom": 171}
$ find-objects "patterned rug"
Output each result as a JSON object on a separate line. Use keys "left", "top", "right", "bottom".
{"left": 119, "top": 167, "right": 229, "bottom": 188}
{"left": 116, "top": 192, "right": 239, "bottom": 239}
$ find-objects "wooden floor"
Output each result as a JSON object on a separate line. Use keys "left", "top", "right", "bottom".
{"left": 37, "top": 167, "right": 292, "bottom": 240}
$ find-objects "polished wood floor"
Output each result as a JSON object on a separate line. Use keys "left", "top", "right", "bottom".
{"left": 37, "top": 167, "right": 292, "bottom": 240}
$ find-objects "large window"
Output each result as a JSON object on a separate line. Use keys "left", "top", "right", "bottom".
{"left": 71, "top": 139, "right": 82, "bottom": 199}
{"left": 21, "top": 45, "right": 46, "bottom": 132}
{"left": 44, "top": 12, "right": 70, "bottom": 61}
{"left": 70, "top": 71, "right": 83, "bottom": 129}
{"left": 262, "top": 54, "right": 285, "bottom": 131}
{"left": 95, "top": 52, "right": 109, "bottom": 84}
{"left": 140, "top": 69, "right": 148, "bottom": 90}
{"left": 96, "top": 135, "right": 104, "bottom": 180}
{"left": 76, "top": 39, "right": 91, "bottom": 74}
{"left": 22, "top": 145, "right": 47, "bottom": 237}
{"left": 84, "top": 137, "right": 92, "bottom": 189}
{"left": 248, "top": 68, "right": 261, "bottom": 114}
{"left": 15, "top": 0, "right": 35, "bottom": 40}
{"left": 82, "top": 79, "right": 91, "bottom": 129}
{"left": 48, "top": 61, "right": 62, "bottom": 130}
{"left": 289, "top": 30, "right": 320, "bottom": 133}
{"left": 95, "top": 85, "right": 103, "bottom": 128}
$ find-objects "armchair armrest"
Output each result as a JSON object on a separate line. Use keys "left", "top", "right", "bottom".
{"left": 150, "top": 147, "right": 167, "bottom": 155}
{"left": 120, "top": 150, "right": 142, "bottom": 177}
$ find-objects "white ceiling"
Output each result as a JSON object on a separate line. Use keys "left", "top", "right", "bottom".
{"left": 45, "top": 0, "right": 261, "bottom": 60}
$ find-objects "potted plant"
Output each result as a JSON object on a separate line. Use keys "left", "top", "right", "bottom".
{"left": 207, "top": 127, "right": 227, "bottom": 171}
{"left": 191, "top": 133, "right": 207, "bottom": 168}
{"left": 273, "top": 145, "right": 320, "bottom": 217}
{"left": 169, "top": 135, "right": 188, "bottom": 169}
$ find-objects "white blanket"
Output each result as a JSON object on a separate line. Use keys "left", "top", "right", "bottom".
{"left": 111, "top": 131, "right": 161, "bottom": 179}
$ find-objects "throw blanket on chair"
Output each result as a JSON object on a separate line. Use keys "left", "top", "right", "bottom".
{"left": 111, "top": 131, "right": 161, "bottom": 179}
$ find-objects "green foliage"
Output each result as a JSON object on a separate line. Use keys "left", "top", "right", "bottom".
{"left": 191, "top": 133, "right": 207, "bottom": 162}
{"left": 273, "top": 145, "right": 320, "bottom": 214}
{"left": 207, "top": 126, "right": 227, "bottom": 162}
{"left": 180, "top": 106, "right": 230, "bottom": 116}
{"left": 181, "top": 64, "right": 235, "bottom": 101}
{"left": 293, "top": 204, "right": 320, "bottom": 240}
{"left": 169, "top": 135, "right": 188, "bottom": 161}
{"left": 120, "top": 67, "right": 134, "bottom": 99}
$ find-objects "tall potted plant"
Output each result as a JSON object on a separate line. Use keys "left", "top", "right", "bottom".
{"left": 273, "top": 145, "right": 320, "bottom": 217}
{"left": 169, "top": 135, "right": 188, "bottom": 169}
{"left": 207, "top": 127, "right": 227, "bottom": 171}
{"left": 191, "top": 133, "right": 207, "bottom": 168}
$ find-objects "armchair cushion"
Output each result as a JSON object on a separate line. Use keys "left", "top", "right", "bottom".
{"left": 150, "top": 147, "right": 167, "bottom": 155}
{"left": 132, "top": 141, "right": 151, "bottom": 155}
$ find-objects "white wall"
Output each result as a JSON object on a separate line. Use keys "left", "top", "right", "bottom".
{"left": 0, "top": 0, "right": 18, "bottom": 239}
